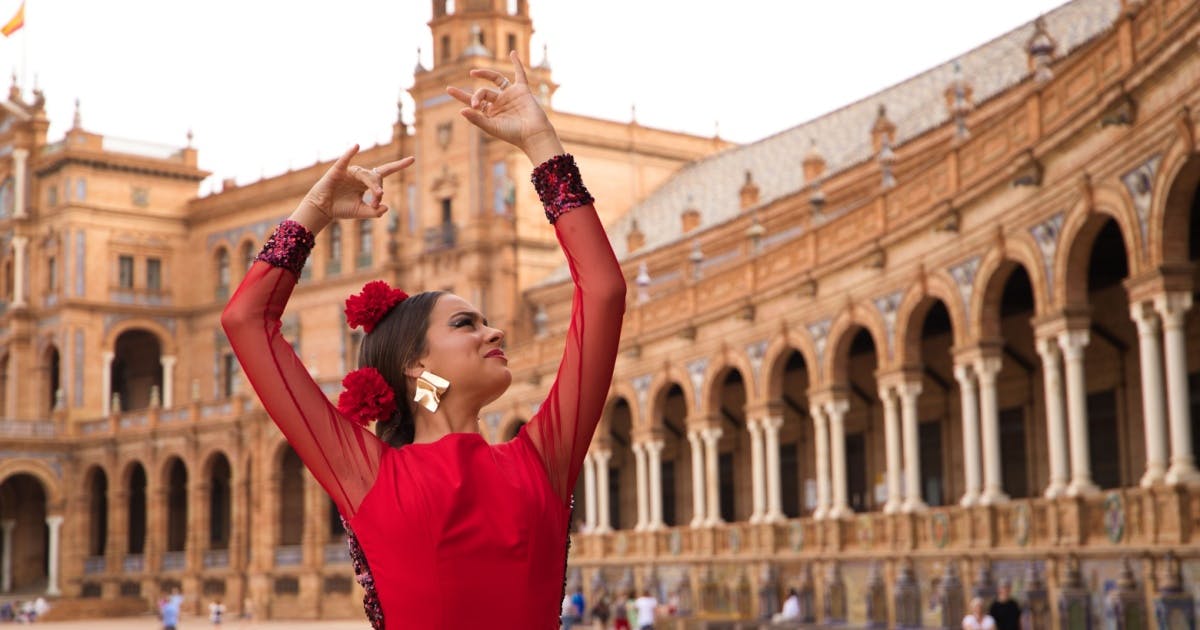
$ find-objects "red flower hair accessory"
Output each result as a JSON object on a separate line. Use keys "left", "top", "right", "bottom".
{"left": 336, "top": 367, "right": 397, "bottom": 427}
{"left": 345, "top": 280, "right": 408, "bottom": 333}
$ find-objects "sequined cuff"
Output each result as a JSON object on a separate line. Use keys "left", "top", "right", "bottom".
{"left": 531, "top": 154, "right": 594, "bottom": 224}
{"left": 255, "top": 219, "right": 316, "bottom": 277}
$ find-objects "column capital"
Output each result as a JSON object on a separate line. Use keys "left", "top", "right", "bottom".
{"left": 160, "top": 355, "right": 178, "bottom": 367}
{"left": 1129, "top": 299, "right": 1160, "bottom": 330}
{"left": 1057, "top": 328, "right": 1090, "bottom": 359}
{"left": 1123, "top": 264, "right": 1194, "bottom": 304}
{"left": 10, "top": 235, "right": 27, "bottom": 249}
{"left": 895, "top": 379, "right": 923, "bottom": 400}
{"left": 952, "top": 362, "right": 976, "bottom": 386}
{"left": 700, "top": 426, "right": 723, "bottom": 442}
{"left": 1034, "top": 335, "right": 1061, "bottom": 362}
{"left": 974, "top": 356, "right": 1002, "bottom": 380}
{"left": 591, "top": 448, "right": 612, "bottom": 462}
{"left": 806, "top": 385, "right": 847, "bottom": 408}
{"left": 744, "top": 400, "right": 784, "bottom": 422}
{"left": 102, "top": 351, "right": 115, "bottom": 362}
{"left": 1032, "top": 309, "right": 1091, "bottom": 340}
{"left": 0, "top": 519, "right": 14, "bottom": 532}
{"left": 1154, "top": 291, "right": 1192, "bottom": 328}
{"left": 824, "top": 398, "right": 849, "bottom": 420}
{"left": 45, "top": 514, "right": 64, "bottom": 528}
{"left": 10, "top": 147, "right": 27, "bottom": 160}
{"left": 760, "top": 415, "right": 783, "bottom": 432}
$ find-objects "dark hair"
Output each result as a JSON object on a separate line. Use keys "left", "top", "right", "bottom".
{"left": 357, "top": 290, "right": 445, "bottom": 447}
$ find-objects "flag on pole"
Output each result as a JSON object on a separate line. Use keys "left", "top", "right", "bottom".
{"left": 1, "top": 2, "right": 23, "bottom": 37}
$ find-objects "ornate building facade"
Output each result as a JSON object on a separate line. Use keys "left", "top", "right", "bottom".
{"left": 1, "top": 0, "right": 1199, "bottom": 627}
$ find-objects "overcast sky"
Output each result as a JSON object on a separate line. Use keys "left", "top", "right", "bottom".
{"left": 13, "top": 0, "right": 1070, "bottom": 193}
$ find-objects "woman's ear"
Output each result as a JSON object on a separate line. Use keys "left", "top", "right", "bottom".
{"left": 403, "top": 365, "right": 425, "bottom": 380}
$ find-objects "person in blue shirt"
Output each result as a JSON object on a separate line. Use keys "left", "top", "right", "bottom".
{"left": 160, "top": 588, "right": 183, "bottom": 630}
{"left": 571, "top": 587, "right": 586, "bottom": 623}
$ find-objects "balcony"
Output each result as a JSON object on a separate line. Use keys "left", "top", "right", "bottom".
{"left": 274, "top": 545, "right": 302, "bottom": 567}
{"left": 83, "top": 556, "right": 106, "bottom": 575}
{"left": 0, "top": 418, "right": 57, "bottom": 438}
{"left": 323, "top": 543, "right": 350, "bottom": 565}
{"left": 423, "top": 223, "right": 457, "bottom": 252}
{"left": 161, "top": 551, "right": 185, "bottom": 572}
{"left": 121, "top": 554, "right": 144, "bottom": 574}
{"left": 203, "top": 549, "right": 229, "bottom": 569}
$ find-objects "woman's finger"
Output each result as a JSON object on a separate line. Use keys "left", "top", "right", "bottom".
{"left": 509, "top": 51, "right": 528, "bottom": 85}
{"left": 348, "top": 165, "right": 383, "bottom": 208}
{"left": 470, "top": 68, "right": 511, "bottom": 90}
{"left": 332, "top": 144, "right": 360, "bottom": 173}
{"left": 446, "top": 86, "right": 474, "bottom": 106}
{"left": 471, "top": 87, "right": 502, "bottom": 109}
{"left": 372, "top": 156, "right": 415, "bottom": 178}
{"left": 459, "top": 107, "right": 498, "bottom": 136}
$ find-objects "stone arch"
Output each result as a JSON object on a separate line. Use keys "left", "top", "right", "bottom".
{"left": 973, "top": 237, "right": 1050, "bottom": 339}
{"left": 1153, "top": 146, "right": 1200, "bottom": 267}
{"left": 701, "top": 350, "right": 757, "bottom": 415}
{"left": 1056, "top": 189, "right": 1143, "bottom": 306}
{"left": 824, "top": 302, "right": 890, "bottom": 383}
{"left": 237, "top": 237, "right": 257, "bottom": 276}
{"left": 0, "top": 458, "right": 63, "bottom": 507}
{"left": 39, "top": 338, "right": 62, "bottom": 414}
{"left": 607, "top": 380, "right": 643, "bottom": 430}
{"left": 894, "top": 271, "right": 968, "bottom": 365}
{"left": 103, "top": 319, "right": 177, "bottom": 356}
{"left": 82, "top": 463, "right": 110, "bottom": 558}
{"left": 761, "top": 330, "right": 819, "bottom": 402}
{"left": 647, "top": 364, "right": 696, "bottom": 422}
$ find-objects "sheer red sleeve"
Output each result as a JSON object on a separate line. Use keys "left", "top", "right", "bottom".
{"left": 524, "top": 155, "right": 627, "bottom": 504}
{"left": 220, "top": 220, "right": 384, "bottom": 519}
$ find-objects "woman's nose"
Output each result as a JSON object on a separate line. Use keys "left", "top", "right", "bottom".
{"left": 488, "top": 327, "right": 505, "bottom": 346}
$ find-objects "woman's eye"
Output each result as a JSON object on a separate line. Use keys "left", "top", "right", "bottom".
{"left": 453, "top": 319, "right": 474, "bottom": 328}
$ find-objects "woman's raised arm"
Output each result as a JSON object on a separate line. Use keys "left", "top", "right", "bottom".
{"left": 220, "top": 147, "right": 413, "bottom": 518}
{"left": 449, "top": 53, "right": 627, "bottom": 502}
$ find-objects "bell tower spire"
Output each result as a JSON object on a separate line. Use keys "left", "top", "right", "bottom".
{"left": 429, "top": 0, "right": 533, "bottom": 69}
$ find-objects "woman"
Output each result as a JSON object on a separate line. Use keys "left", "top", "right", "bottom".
{"left": 221, "top": 52, "right": 626, "bottom": 628}
{"left": 962, "top": 597, "right": 997, "bottom": 630}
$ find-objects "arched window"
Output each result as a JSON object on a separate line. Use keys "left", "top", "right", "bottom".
{"left": 240, "top": 241, "right": 255, "bottom": 271}
{"left": 215, "top": 247, "right": 230, "bottom": 300}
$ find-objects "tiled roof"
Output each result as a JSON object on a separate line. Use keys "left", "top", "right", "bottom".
{"left": 539, "top": 0, "right": 1119, "bottom": 286}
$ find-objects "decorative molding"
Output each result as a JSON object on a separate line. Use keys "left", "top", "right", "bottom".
{"left": 807, "top": 319, "right": 831, "bottom": 366}
{"left": 631, "top": 374, "right": 652, "bottom": 418}
{"left": 947, "top": 256, "right": 980, "bottom": 323}
{"left": 872, "top": 291, "right": 904, "bottom": 358}
{"left": 1030, "top": 213, "right": 1064, "bottom": 296}
{"left": 1120, "top": 154, "right": 1161, "bottom": 254}
{"left": 686, "top": 358, "right": 709, "bottom": 410}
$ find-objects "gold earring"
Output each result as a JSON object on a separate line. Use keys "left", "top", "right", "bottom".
{"left": 413, "top": 370, "right": 450, "bottom": 413}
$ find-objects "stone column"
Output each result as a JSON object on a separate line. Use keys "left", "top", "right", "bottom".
{"left": 762, "top": 416, "right": 785, "bottom": 523}
{"left": 1059, "top": 329, "right": 1099, "bottom": 496}
{"left": 1036, "top": 337, "right": 1070, "bottom": 498}
{"left": 11, "top": 235, "right": 27, "bottom": 308}
{"left": 879, "top": 384, "right": 903, "bottom": 513}
{"left": 0, "top": 519, "right": 14, "bottom": 592}
{"left": 102, "top": 351, "right": 115, "bottom": 416}
{"left": 1131, "top": 302, "right": 1169, "bottom": 486}
{"left": 594, "top": 449, "right": 612, "bottom": 533}
{"left": 747, "top": 418, "right": 765, "bottom": 523}
{"left": 161, "top": 355, "right": 177, "bottom": 409}
{"left": 687, "top": 430, "right": 706, "bottom": 528}
{"left": 582, "top": 454, "right": 597, "bottom": 532}
{"left": 11, "top": 148, "right": 28, "bottom": 219}
{"left": 975, "top": 357, "right": 1008, "bottom": 504}
{"left": 1157, "top": 292, "right": 1200, "bottom": 485}
{"left": 702, "top": 427, "right": 724, "bottom": 526}
{"left": 953, "top": 364, "right": 982, "bottom": 506}
{"left": 825, "top": 399, "right": 851, "bottom": 518}
{"left": 633, "top": 442, "right": 648, "bottom": 531}
{"left": 898, "top": 380, "right": 927, "bottom": 511}
{"left": 45, "top": 515, "right": 63, "bottom": 596}
{"left": 811, "top": 404, "right": 831, "bottom": 520}
{"left": 647, "top": 439, "right": 665, "bottom": 530}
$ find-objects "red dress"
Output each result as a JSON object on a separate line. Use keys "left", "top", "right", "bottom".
{"left": 221, "top": 156, "right": 626, "bottom": 629}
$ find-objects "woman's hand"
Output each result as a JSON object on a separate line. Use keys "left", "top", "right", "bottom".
{"left": 447, "top": 51, "right": 565, "bottom": 164}
{"left": 290, "top": 145, "right": 414, "bottom": 233}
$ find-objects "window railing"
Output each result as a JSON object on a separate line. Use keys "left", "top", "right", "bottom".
{"left": 355, "top": 252, "right": 372, "bottom": 269}
{"left": 83, "top": 556, "right": 106, "bottom": 574}
{"left": 274, "top": 545, "right": 302, "bottom": 567}
{"left": 161, "top": 551, "right": 185, "bottom": 572}
{"left": 122, "top": 554, "right": 144, "bottom": 573}
{"left": 423, "top": 223, "right": 457, "bottom": 251}
{"left": 203, "top": 549, "right": 229, "bottom": 569}
{"left": 323, "top": 543, "right": 350, "bottom": 565}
